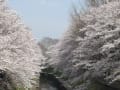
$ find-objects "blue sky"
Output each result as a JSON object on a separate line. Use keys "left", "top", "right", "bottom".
{"left": 8, "top": 0, "right": 85, "bottom": 40}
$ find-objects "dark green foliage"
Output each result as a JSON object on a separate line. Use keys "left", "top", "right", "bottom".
{"left": 41, "top": 66, "right": 62, "bottom": 77}
{"left": 40, "top": 66, "right": 68, "bottom": 90}
{"left": 42, "top": 66, "right": 54, "bottom": 74}
{"left": 40, "top": 72, "right": 67, "bottom": 90}
{"left": 61, "top": 76, "right": 69, "bottom": 81}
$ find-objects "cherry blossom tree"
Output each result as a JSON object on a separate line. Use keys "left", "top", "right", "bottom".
{"left": 0, "top": 0, "right": 43, "bottom": 89}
